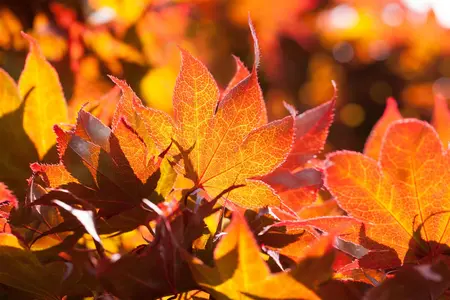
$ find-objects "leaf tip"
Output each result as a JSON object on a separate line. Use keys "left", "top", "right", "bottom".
{"left": 108, "top": 75, "right": 125, "bottom": 87}
{"left": 330, "top": 80, "right": 338, "bottom": 104}
{"left": 283, "top": 101, "right": 297, "bottom": 116}
{"left": 21, "top": 31, "right": 40, "bottom": 54}
{"left": 30, "top": 162, "right": 43, "bottom": 173}
{"left": 248, "top": 13, "right": 260, "bottom": 71}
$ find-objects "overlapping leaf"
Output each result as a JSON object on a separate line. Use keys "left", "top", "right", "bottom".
{"left": 103, "top": 19, "right": 295, "bottom": 209}
{"left": 97, "top": 193, "right": 226, "bottom": 299}
{"left": 325, "top": 118, "right": 450, "bottom": 269}
{"left": 259, "top": 215, "right": 362, "bottom": 262}
{"left": 0, "top": 34, "right": 68, "bottom": 201}
{"left": 364, "top": 96, "right": 450, "bottom": 158}
{"left": 363, "top": 97, "right": 402, "bottom": 160}
{"left": 109, "top": 76, "right": 174, "bottom": 157}
{"left": 29, "top": 107, "right": 168, "bottom": 239}
{"left": 261, "top": 89, "right": 335, "bottom": 217}
{"left": 185, "top": 213, "right": 335, "bottom": 300}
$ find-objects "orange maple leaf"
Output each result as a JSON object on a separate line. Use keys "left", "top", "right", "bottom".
{"left": 325, "top": 118, "right": 450, "bottom": 269}
{"left": 169, "top": 20, "right": 294, "bottom": 209}
{"left": 31, "top": 109, "right": 162, "bottom": 217}
{"left": 363, "top": 97, "right": 402, "bottom": 160}
{"left": 261, "top": 89, "right": 335, "bottom": 218}
{"left": 110, "top": 18, "right": 294, "bottom": 209}
{"left": 364, "top": 96, "right": 450, "bottom": 159}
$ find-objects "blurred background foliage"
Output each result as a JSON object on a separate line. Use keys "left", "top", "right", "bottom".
{"left": 1, "top": 0, "right": 450, "bottom": 151}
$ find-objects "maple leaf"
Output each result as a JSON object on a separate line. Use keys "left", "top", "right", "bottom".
{"left": 220, "top": 55, "right": 251, "bottom": 101}
{"left": 28, "top": 108, "right": 168, "bottom": 241}
{"left": 261, "top": 89, "right": 336, "bottom": 217}
{"left": 0, "top": 69, "right": 21, "bottom": 116}
{"left": 325, "top": 118, "right": 450, "bottom": 269}
{"left": 259, "top": 215, "right": 362, "bottom": 262}
{"left": 167, "top": 18, "right": 294, "bottom": 209}
{"left": 184, "top": 213, "right": 335, "bottom": 300}
{"left": 364, "top": 96, "right": 450, "bottom": 159}
{"left": 363, "top": 97, "right": 402, "bottom": 160}
{"left": 109, "top": 76, "right": 175, "bottom": 157}
{"left": 103, "top": 18, "right": 294, "bottom": 209}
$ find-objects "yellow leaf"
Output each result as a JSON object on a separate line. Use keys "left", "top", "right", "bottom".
{"left": 0, "top": 68, "right": 21, "bottom": 117}
{"left": 185, "top": 214, "right": 334, "bottom": 299}
{"left": 18, "top": 33, "right": 68, "bottom": 159}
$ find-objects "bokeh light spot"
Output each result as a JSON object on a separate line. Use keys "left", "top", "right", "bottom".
{"left": 382, "top": 3, "right": 404, "bottom": 27}
{"left": 329, "top": 4, "right": 359, "bottom": 29}
{"left": 369, "top": 40, "right": 390, "bottom": 61}
{"left": 433, "top": 77, "right": 450, "bottom": 98}
{"left": 333, "top": 42, "right": 354, "bottom": 63}
{"left": 340, "top": 103, "right": 365, "bottom": 127}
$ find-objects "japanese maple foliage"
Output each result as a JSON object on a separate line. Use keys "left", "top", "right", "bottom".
{"left": 1, "top": 14, "right": 450, "bottom": 300}
{"left": 324, "top": 97, "right": 450, "bottom": 270}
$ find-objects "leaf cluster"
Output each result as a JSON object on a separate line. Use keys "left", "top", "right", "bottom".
{"left": 0, "top": 19, "right": 450, "bottom": 300}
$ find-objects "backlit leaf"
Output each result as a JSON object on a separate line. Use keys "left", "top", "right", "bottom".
{"left": 0, "top": 69, "right": 21, "bottom": 117}
{"left": 363, "top": 97, "right": 402, "bottom": 160}
{"left": 261, "top": 90, "right": 335, "bottom": 216}
{"left": 171, "top": 20, "right": 294, "bottom": 208}
{"left": 325, "top": 119, "right": 450, "bottom": 269}
{"left": 18, "top": 33, "right": 68, "bottom": 159}
{"left": 220, "top": 55, "right": 250, "bottom": 101}
{"left": 30, "top": 108, "right": 163, "bottom": 225}
{"left": 110, "top": 76, "right": 174, "bottom": 155}
{"left": 185, "top": 213, "right": 334, "bottom": 299}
